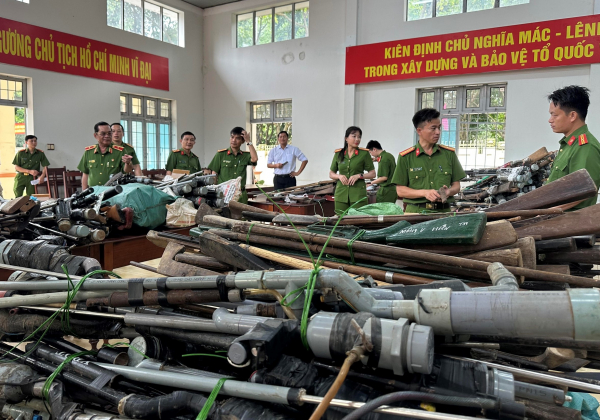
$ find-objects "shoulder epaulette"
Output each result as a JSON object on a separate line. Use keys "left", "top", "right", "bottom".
{"left": 35, "top": 148, "right": 44, "bottom": 153}
{"left": 112, "top": 145, "right": 124, "bottom": 152}
{"left": 399, "top": 147, "right": 415, "bottom": 157}
{"left": 579, "top": 134, "right": 589, "bottom": 146}
{"left": 173, "top": 149, "right": 180, "bottom": 152}
{"left": 359, "top": 147, "right": 370, "bottom": 151}
{"left": 334, "top": 148, "right": 342, "bottom": 153}
{"left": 218, "top": 149, "right": 227, "bottom": 152}
{"left": 122, "top": 143, "right": 131, "bottom": 148}
{"left": 85, "top": 145, "right": 96, "bottom": 151}
{"left": 439, "top": 144, "right": 456, "bottom": 152}
{"left": 19, "top": 149, "right": 26, "bottom": 152}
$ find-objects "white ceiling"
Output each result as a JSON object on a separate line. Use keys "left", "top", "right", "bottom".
{"left": 181, "top": 0, "right": 242, "bottom": 8}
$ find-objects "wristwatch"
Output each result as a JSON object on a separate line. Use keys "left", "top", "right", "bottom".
{"left": 246, "top": 143, "right": 252, "bottom": 146}
{"left": 359, "top": 173, "right": 364, "bottom": 179}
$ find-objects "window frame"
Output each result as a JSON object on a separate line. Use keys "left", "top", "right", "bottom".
{"left": 250, "top": 100, "right": 292, "bottom": 123}
{"left": 0, "top": 75, "right": 27, "bottom": 107}
{"left": 120, "top": 93, "right": 173, "bottom": 170}
{"left": 407, "top": 0, "right": 528, "bottom": 21}
{"left": 107, "top": 0, "right": 184, "bottom": 47}
{"left": 236, "top": 1, "right": 309, "bottom": 48}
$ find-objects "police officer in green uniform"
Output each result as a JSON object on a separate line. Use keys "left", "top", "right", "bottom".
{"left": 111, "top": 122, "right": 142, "bottom": 176}
{"left": 366, "top": 140, "right": 397, "bottom": 203}
{"left": 329, "top": 126, "right": 376, "bottom": 214}
{"left": 207, "top": 127, "right": 258, "bottom": 204}
{"left": 546, "top": 86, "right": 600, "bottom": 209}
{"left": 12, "top": 135, "right": 50, "bottom": 197}
{"left": 78, "top": 122, "right": 132, "bottom": 189}
{"left": 392, "top": 109, "right": 466, "bottom": 213}
{"left": 165, "top": 131, "right": 201, "bottom": 175}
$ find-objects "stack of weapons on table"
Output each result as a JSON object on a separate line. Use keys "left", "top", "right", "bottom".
{"left": 105, "top": 171, "right": 225, "bottom": 209}
{"left": 458, "top": 147, "right": 555, "bottom": 208}
{"left": 253, "top": 180, "right": 336, "bottom": 205}
{"left": 2, "top": 169, "right": 600, "bottom": 419}
{"left": 0, "top": 185, "right": 126, "bottom": 245}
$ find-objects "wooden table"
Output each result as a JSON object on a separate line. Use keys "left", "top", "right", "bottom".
{"left": 249, "top": 198, "right": 336, "bottom": 216}
{"left": 72, "top": 227, "right": 191, "bottom": 271}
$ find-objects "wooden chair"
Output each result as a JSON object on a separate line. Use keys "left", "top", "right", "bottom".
{"left": 34, "top": 176, "right": 51, "bottom": 196}
{"left": 63, "top": 170, "right": 82, "bottom": 198}
{"left": 47, "top": 167, "right": 66, "bottom": 198}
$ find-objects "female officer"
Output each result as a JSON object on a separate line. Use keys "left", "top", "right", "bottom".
{"left": 329, "top": 126, "right": 376, "bottom": 214}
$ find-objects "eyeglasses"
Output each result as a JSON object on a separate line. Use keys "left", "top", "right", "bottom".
{"left": 97, "top": 131, "right": 112, "bottom": 137}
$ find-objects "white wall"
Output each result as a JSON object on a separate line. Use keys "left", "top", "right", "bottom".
{"left": 203, "top": 0, "right": 599, "bottom": 184}
{"left": 0, "top": 0, "right": 204, "bottom": 171}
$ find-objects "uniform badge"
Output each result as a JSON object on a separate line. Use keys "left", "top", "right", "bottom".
{"left": 568, "top": 136, "right": 576, "bottom": 146}
{"left": 579, "top": 134, "right": 588, "bottom": 145}
{"left": 415, "top": 148, "right": 420, "bottom": 157}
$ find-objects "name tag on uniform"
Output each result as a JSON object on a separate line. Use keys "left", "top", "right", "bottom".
{"left": 223, "top": 160, "right": 231, "bottom": 163}
{"left": 89, "top": 160, "right": 95, "bottom": 163}
{"left": 411, "top": 167, "right": 423, "bottom": 171}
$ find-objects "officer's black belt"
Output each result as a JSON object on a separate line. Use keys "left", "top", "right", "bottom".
{"left": 274, "top": 174, "right": 292, "bottom": 177}
{"left": 414, "top": 202, "right": 451, "bottom": 210}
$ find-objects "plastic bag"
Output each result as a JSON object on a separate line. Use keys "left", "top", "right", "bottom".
{"left": 347, "top": 202, "right": 404, "bottom": 216}
{"left": 94, "top": 184, "right": 175, "bottom": 229}
{"left": 165, "top": 198, "right": 197, "bottom": 228}
{"left": 217, "top": 177, "right": 242, "bottom": 204}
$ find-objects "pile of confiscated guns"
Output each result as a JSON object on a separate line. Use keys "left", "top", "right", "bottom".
{"left": 0, "top": 185, "right": 126, "bottom": 245}
{"left": 1, "top": 168, "right": 600, "bottom": 419}
{"left": 106, "top": 172, "right": 225, "bottom": 209}
{"left": 458, "top": 147, "right": 555, "bottom": 208}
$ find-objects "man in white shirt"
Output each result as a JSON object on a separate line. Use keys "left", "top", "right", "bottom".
{"left": 267, "top": 131, "right": 308, "bottom": 190}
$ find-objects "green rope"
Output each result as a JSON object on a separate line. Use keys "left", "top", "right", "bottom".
{"left": 182, "top": 353, "right": 228, "bottom": 359}
{"left": 0, "top": 267, "right": 120, "bottom": 363}
{"left": 280, "top": 285, "right": 307, "bottom": 307}
{"left": 42, "top": 350, "right": 96, "bottom": 404}
{"left": 254, "top": 185, "right": 367, "bottom": 349}
{"left": 346, "top": 230, "right": 366, "bottom": 264}
{"left": 246, "top": 223, "right": 256, "bottom": 245}
{"left": 196, "top": 378, "right": 228, "bottom": 420}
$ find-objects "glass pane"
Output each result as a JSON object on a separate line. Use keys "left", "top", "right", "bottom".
{"left": 466, "top": 89, "right": 480, "bottom": 108}
{"left": 421, "top": 92, "right": 434, "bottom": 109}
{"left": 294, "top": 1, "right": 309, "bottom": 39}
{"left": 467, "top": 0, "right": 495, "bottom": 12}
{"left": 490, "top": 87, "right": 506, "bottom": 107}
{"left": 237, "top": 13, "right": 253, "bottom": 48}
{"left": 437, "top": 0, "right": 462, "bottom": 16}
{"left": 443, "top": 90, "right": 457, "bottom": 109}
{"left": 163, "top": 8, "right": 179, "bottom": 45}
{"left": 253, "top": 103, "right": 271, "bottom": 120}
{"left": 124, "top": 0, "right": 143, "bottom": 35}
{"left": 441, "top": 117, "right": 457, "bottom": 148}
{"left": 255, "top": 9, "right": 272, "bottom": 45}
{"left": 275, "top": 5, "right": 292, "bottom": 42}
{"left": 132, "top": 97, "right": 142, "bottom": 114}
{"left": 147, "top": 99, "right": 156, "bottom": 116}
{"left": 160, "top": 124, "right": 170, "bottom": 169}
{"left": 275, "top": 102, "right": 292, "bottom": 119}
{"left": 120, "top": 119, "right": 128, "bottom": 144}
{"left": 500, "top": 0, "right": 528, "bottom": 5}
{"left": 407, "top": 0, "right": 432, "bottom": 21}
{"left": 120, "top": 95, "right": 127, "bottom": 113}
{"left": 14, "top": 81, "right": 23, "bottom": 101}
{"left": 15, "top": 107, "right": 25, "bottom": 148}
{"left": 146, "top": 122, "right": 157, "bottom": 170}
{"left": 130, "top": 121, "right": 144, "bottom": 164}
{"left": 107, "top": 0, "right": 123, "bottom": 29}
{"left": 8, "top": 81, "right": 15, "bottom": 92}
{"left": 144, "top": 1, "right": 162, "bottom": 40}
{"left": 160, "top": 102, "right": 169, "bottom": 118}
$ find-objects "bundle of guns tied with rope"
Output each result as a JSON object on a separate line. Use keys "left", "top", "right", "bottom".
{"left": 458, "top": 147, "right": 555, "bottom": 208}
{"left": 0, "top": 185, "right": 126, "bottom": 245}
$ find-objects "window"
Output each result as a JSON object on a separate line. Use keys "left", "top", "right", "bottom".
{"left": 120, "top": 93, "right": 172, "bottom": 170}
{"left": 0, "top": 75, "right": 27, "bottom": 153}
{"left": 107, "top": 0, "right": 183, "bottom": 47}
{"left": 417, "top": 84, "right": 507, "bottom": 169}
{"left": 250, "top": 100, "right": 292, "bottom": 152}
{"left": 237, "top": 2, "right": 309, "bottom": 48}
{"left": 407, "top": 0, "right": 528, "bottom": 21}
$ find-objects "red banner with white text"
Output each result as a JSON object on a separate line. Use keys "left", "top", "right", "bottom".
{"left": 0, "top": 17, "right": 169, "bottom": 90}
{"left": 346, "top": 15, "right": 600, "bottom": 85}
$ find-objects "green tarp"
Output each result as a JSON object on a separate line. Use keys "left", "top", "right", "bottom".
{"left": 93, "top": 184, "right": 176, "bottom": 229}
